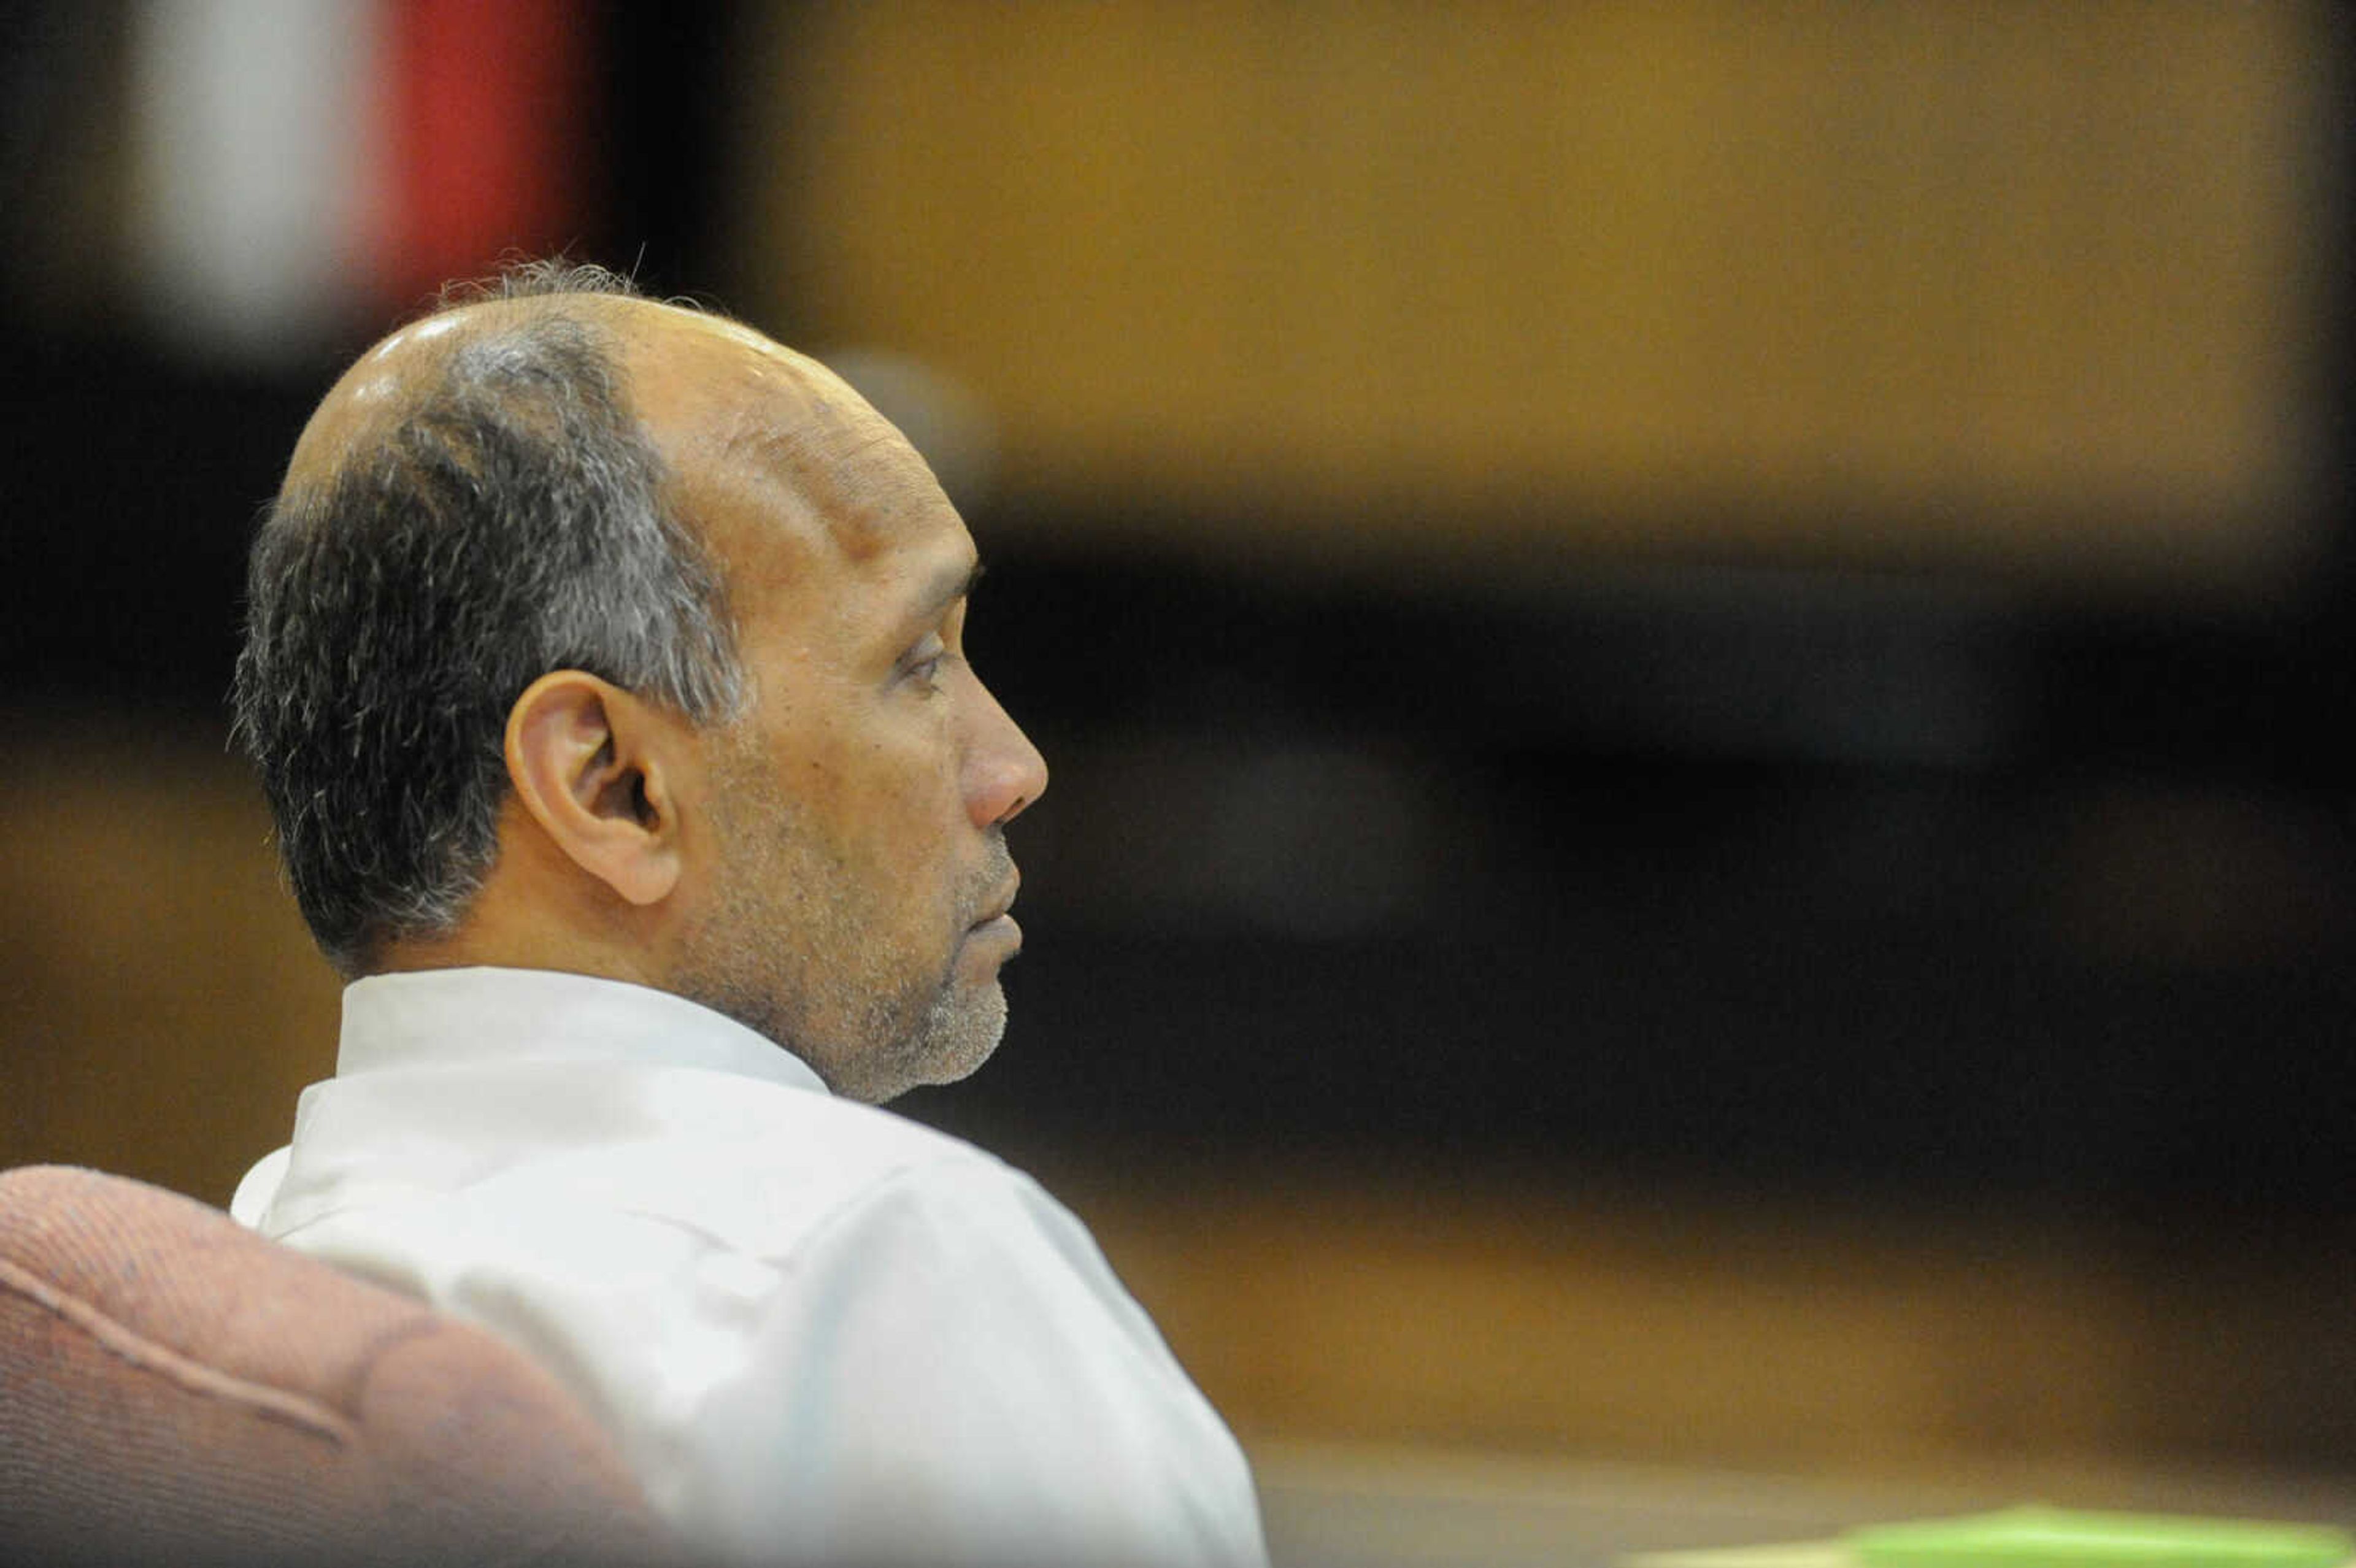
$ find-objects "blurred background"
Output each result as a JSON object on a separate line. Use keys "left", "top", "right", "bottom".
{"left": 3, "top": 1, "right": 2352, "bottom": 1557}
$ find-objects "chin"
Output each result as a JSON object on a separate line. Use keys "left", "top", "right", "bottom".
{"left": 854, "top": 978, "right": 1007, "bottom": 1104}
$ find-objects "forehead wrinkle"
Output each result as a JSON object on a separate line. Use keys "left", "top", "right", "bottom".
{"left": 617, "top": 309, "right": 956, "bottom": 588}
{"left": 728, "top": 418, "right": 941, "bottom": 564}
{"left": 725, "top": 413, "right": 895, "bottom": 474}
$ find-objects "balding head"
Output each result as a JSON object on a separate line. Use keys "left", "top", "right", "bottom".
{"left": 234, "top": 264, "right": 744, "bottom": 974}
{"left": 283, "top": 276, "right": 908, "bottom": 600}
{"left": 239, "top": 261, "right": 1047, "bottom": 1096}
{"left": 283, "top": 286, "right": 697, "bottom": 494}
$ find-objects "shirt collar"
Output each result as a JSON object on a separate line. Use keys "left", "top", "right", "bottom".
{"left": 337, "top": 966, "right": 829, "bottom": 1096}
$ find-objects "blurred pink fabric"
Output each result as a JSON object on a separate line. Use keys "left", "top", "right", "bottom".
{"left": 0, "top": 1164, "right": 669, "bottom": 1566}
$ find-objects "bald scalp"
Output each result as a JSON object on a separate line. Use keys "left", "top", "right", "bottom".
{"left": 291, "top": 281, "right": 915, "bottom": 580}
{"left": 287, "top": 286, "right": 649, "bottom": 505}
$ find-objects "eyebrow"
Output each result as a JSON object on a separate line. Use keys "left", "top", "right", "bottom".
{"left": 904, "top": 558, "right": 985, "bottom": 632}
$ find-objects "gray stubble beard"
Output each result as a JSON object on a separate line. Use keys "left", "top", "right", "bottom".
{"left": 671, "top": 748, "right": 1014, "bottom": 1104}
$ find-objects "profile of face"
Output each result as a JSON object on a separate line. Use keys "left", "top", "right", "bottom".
{"left": 628, "top": 310, "right": 1049, "bottom": 1102}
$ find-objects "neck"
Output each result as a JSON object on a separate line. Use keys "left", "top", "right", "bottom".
{"left": 372, "top": 870, "right": 675, "bottom": 993}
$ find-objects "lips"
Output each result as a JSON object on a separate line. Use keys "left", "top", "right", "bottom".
{"left": 968, "top": 872, "right": 1020, "bottom": 930}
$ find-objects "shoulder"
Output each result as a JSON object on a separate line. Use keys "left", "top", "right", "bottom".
{"left": 725, "top": 1104, "right": 1131, "bottom": 1320}
{"left": 673, "top": 1138, "right": 1266, "bottom": 1567}
{"left": 510, "top": 1073, "right": 1057, "bottom": 1267}
{"left": 560, "top": 1085, "right": 1169, "bottom": 1382}
{"left": 811, "top": 1137, "right": 1128, "bottom": 1308}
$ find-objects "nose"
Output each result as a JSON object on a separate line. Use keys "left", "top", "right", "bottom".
{"left": 964, "top": 674, "right": 1049, "bottom": 828}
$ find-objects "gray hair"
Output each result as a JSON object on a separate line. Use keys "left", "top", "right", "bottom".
{"left": 232, "top": 264, "right": 744, "bottom": 974}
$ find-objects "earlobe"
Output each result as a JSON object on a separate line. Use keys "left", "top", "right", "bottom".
{"left": 505, "top": 672, "right": 684, "bottom": 907}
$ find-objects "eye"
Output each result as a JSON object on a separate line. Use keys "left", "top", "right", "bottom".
{"left": 900, "top": 632, "right": 949, "bottom": 691}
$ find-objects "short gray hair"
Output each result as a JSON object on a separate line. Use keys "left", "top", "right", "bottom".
{"left": 233, "top": 264, "right": 744, "bottom": 974}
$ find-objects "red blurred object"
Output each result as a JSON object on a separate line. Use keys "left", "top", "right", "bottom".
{"left": 374, "top": 0, "right": 595, "bottom": 312}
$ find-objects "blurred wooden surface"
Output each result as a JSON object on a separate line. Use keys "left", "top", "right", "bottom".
{"left": 745, "top": 1, "right": 2324, "bottom": 588}
{"left": 5, "top": 721, "right": 2350, "bottom": 1488}
{"left": 2, "top": 715, "right": 339, "bottom": 1204}
{"left": 1058, "top": 1161, "right": 2354, "bottom": 1477}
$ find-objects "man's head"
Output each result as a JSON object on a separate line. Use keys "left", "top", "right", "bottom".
{"left": 234, "top": 263, "right": 1047, "bottom": 1101}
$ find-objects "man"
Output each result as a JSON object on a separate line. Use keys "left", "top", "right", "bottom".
{"left": 228, "top": 262, "right": 1267, "bottom": 1567}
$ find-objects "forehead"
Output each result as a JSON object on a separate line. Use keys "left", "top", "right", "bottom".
{"left": 617, "top": 304, "right": 960, "bottom": 581}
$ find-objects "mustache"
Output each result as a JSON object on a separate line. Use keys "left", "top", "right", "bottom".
{"left": 959, "top": 834, "right": 1017, "bottom": 922}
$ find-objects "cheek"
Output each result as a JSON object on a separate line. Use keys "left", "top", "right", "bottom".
{"left": 828, "top": 728, "right": 968, "bottom": 868}
{"left": 761, "top": 684, "right": 968, "bottom": 864}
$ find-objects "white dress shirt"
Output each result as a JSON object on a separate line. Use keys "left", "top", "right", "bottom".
{"left": 232, "top": 966, "right": 1266, "bottom": 1568}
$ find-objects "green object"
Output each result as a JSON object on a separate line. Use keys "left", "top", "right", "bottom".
{"left": 1852, "top": 1507, "right": 2352, "bottom": 1568}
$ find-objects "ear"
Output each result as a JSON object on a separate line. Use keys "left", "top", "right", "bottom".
{"left": 503, "top": 671, "right": 686, "bottom": 908}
